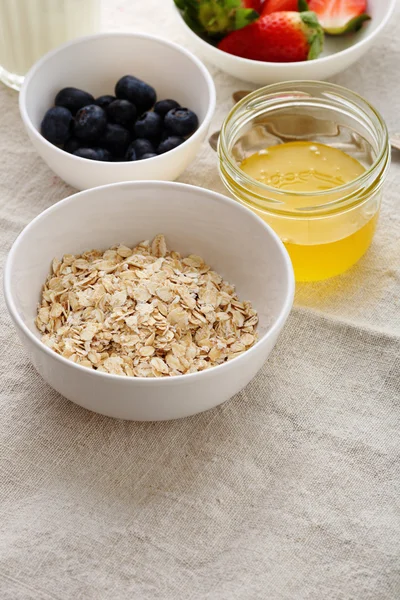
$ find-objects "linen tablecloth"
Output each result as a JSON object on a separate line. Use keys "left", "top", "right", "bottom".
{"left": 1, "top": 2, "right": 399, "bottom": 598}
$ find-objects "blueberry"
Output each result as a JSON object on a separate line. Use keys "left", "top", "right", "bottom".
{"left": 154, "top": 99, "right": 181, "bottom": 118}
{"left": 55, "top": 87, "right": 94, "bottom": 115}
{"left": 157, "top": 136, "right": 185, "bottom": 154}
{"left": 125, "top": 145, "right": 137, "bottom": 161}
{"left": 91, "top": 148, "right": 112, "bottom": 161}
{"left": 64, "top": 137, "right": 81, "bottom": 154}
{"left": 106, "top": 99, "right": 137, "bottom": 128}
{"left": 98, "top": 123, "right": 131, "bottom": 158}
{"left": 133, "top": 112, "right": 163, "bottom": 140}
{"left": 159, "top": 130, "right": 170, "bottom": 142}
{"left": 164, "top": 108, "right": 198, "bottom": 137}
{"left": 73, "top": 104, "right": 107, "bottom": 142}
{"left": 138, "top": 153, "right": 158, "bottom": 160}
{"left": 41, "top": 106, "right": 72, "bottom": 145}
{"left": 73, "top": 148, "right": 101, "bottom": 160}
{"left": 128, "top": 138, "right": 156, "bottom": 158}
{"left": 95, "top": 94, "right": 116, "bottom": 109}
{"left": 115, "top": 75, "right": 156, "bottom": 113}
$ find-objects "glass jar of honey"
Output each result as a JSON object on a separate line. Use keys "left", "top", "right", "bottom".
{"left": 218, "top": 82, "right": 390, "bottom": 282}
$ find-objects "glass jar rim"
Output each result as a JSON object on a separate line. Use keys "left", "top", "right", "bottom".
{"left": 218, "top": 81, "right": 389, "bottom": 208}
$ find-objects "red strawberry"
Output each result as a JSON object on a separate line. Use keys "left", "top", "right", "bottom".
{"left": 243, "top": 0, "right": 264, "bottom": 12}
{"left": 218, "top": 11, "right": 324, "bottom": 62}
{"left": 308, "top": 0, "right": 370, "bottom": 34}
{"left": 262, "top": 0, "right": 308, "bottom": 14}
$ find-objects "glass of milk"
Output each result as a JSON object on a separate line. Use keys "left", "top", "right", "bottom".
{"left": 0, "top": 0, "right": 101, "bottom": 90}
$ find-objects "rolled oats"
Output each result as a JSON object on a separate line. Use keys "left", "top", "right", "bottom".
{"left": 35, "top": 235, "right": 258, "bottom": 377}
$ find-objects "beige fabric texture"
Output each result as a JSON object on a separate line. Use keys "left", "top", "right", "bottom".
{"left": 1, "top": 1, "right": 399, "bottom": 599}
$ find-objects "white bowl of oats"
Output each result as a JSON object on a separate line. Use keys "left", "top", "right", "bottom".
{"left": 4, "top": 181, "right": 294, "bottom": 420}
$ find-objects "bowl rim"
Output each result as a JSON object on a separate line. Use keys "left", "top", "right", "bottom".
{"left": 173, "top": 0, "right": 396, "bottom": 68}
{"left": 19, "top": 31, "right": 216, "bottom": 166}
{"left": 4, "top": 181, "right": 295, "bottom": 386}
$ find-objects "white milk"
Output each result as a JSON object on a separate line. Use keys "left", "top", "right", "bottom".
{"left": 0, "top": 0, "right": 101, "bottom": 89}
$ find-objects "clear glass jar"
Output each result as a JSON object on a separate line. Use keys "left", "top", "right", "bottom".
{"left": 0, "top": 0, "right": 101, "bottom": 91}
{"left": 218, "top": 82, "right": 390, "bottom": 282}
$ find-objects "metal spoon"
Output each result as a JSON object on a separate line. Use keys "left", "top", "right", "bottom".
{"left": 232, "top": 90, "right": 252, "bottom": 103}
{"left": 208, "top": 90, "right": 251, "bottom": 151}
{"left": 391, "top": 134, "right": 400, "bottom": 152}
{"left": 209, "top": 90, "right": 400, "bottom": 153}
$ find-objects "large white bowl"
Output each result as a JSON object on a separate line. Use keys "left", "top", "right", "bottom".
{"left": 4, "top": 181, "right": 294, "bottom": 421}
{"left": 19, "top": 33, "right": 216, "bottom": 190}
{"left": 172, "top": 0, "right": 396, "bottom": 84}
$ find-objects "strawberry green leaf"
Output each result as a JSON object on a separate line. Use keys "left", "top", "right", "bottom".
{"left": 298, "top": 0, "right": 309, "bottom": 10}
{"left": 300, "top": 11, "right": 324, "bottom": 60}
{"left": 198, "top": 3, "right": 230, "bottom": 33}
{"left": 174, "top": 0, "right": 198, "bottom": 9}
{"left": 174, "top": 0, "right": 204, "bottom": 34}
{"left": 234, "top": 8, "right": 259, "bottom": 30}
{"left": 224, "top": 0, "right": 242, "bottom": 9}
{"left": 307, "top": 30, "right": 323, "bottom": 60}
{"left": 300, "top": 10, "right": 320, "bottom": 27}
{"left": 175, "top": 0, "right": 259, "bottom": 37}
{"left": 182, "top": 11, "right": 205, "bottom": 35}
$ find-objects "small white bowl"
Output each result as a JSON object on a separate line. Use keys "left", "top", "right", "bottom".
{"left": 4, "top": 181, "right": 294, "bottom": 421}
{"left": 19, "top": 33, "right": 216, "bottom": 190}
{"left": 172, "top": 0, "right": 396, "bottom": 84}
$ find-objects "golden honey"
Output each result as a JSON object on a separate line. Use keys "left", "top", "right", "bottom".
{"left": 239, "top": 141, "right": 377, "bottom": 281}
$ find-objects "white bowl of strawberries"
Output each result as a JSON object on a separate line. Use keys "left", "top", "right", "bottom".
{"left": 173, "top": 0, "right": 396, "bottom": 85}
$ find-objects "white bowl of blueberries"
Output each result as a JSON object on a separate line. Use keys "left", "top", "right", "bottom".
{"left": 19, "top": 32, "right": 216, "bottom": 190}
